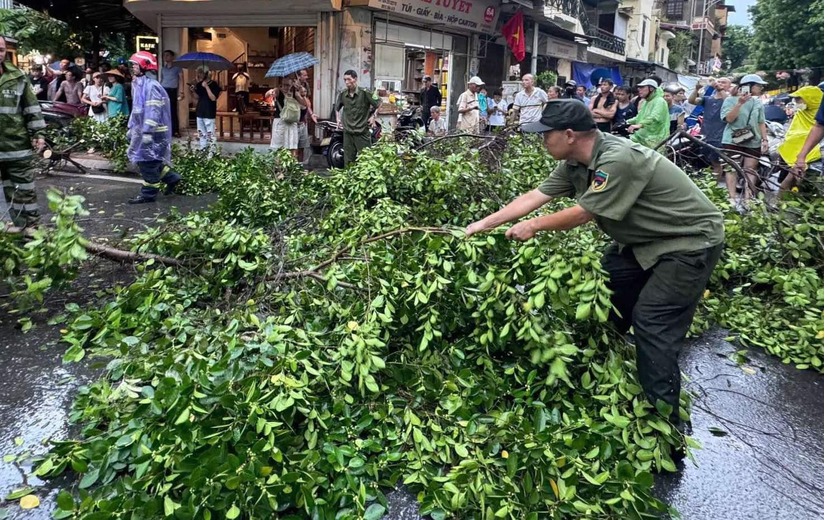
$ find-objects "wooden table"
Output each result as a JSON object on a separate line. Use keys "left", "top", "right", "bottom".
{"left": 215, "top": 111, "right": 271, "bottom": 143}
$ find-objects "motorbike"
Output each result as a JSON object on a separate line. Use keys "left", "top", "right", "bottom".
{"left": 317, "top": 120, "right": 382, "bottom": 170}
{"left": 611, "top": 121, "right": 631, "bottom": 138}
{"left": 39, "top": 100, "right": 87, "bottom": 130}
{"left": 395, "top": 106, "right": 425, "bottom": 141}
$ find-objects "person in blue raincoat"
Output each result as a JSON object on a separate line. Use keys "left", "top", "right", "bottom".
{"left": 126, "top": 51, "right": 181, "bottom": 204}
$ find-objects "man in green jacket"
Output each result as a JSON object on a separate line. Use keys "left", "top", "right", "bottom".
{"left": 0, "top": 35, "right": 46, "bottom": 228}
{"left": 626, "top": 79, "right": 669, "bottom": 149}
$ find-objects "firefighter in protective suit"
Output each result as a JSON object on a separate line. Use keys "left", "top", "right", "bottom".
{"left": 126, "top": 51, "right": 181, "bottom": 204}
{"left": 0, "top": 35, "right": 46, "bottom": 227}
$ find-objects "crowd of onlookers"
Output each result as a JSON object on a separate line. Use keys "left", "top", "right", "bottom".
{"left": 438, "top": 71, "right": 822, "bottom": 211}
{"left": 28, "top": 58, "right": 131, "bottom": 121}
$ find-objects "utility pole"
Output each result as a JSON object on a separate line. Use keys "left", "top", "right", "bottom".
{"left": 531, "top": 21, "right": 539, "bottom": 75}
{"left": 697, "top": 0, "right": 721, "bottom": 74}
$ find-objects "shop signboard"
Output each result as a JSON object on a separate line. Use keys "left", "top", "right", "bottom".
{"left": 136, "top": 35, "right": 159, "bottom": 56}
{"left": 545, "top": 35, "right": 578, "bottom": 61}
{"left": 356, "top": 0, "right": 500, "bottom": 33}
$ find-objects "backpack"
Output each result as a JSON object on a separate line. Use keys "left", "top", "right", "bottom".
{"left": 279, "top": 96, "right": 301, "bottom": 124}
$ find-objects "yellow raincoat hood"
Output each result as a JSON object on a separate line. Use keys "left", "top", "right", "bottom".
{"left": 778, "top": 86, "right": 823, "bottom": 165}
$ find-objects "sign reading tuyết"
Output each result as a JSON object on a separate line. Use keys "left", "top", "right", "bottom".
{"left": 356, "top": 0, "right": 500, "bottom": 33}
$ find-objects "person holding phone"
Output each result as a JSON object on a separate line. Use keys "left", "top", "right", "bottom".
{"left": 190, "top": 67, "right": 222, "bottom": 152}
{"left": 721, "top": 74, "right": 768, "bottom": 210}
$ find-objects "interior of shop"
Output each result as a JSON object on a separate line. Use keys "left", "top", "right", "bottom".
{"left": 184, "top": 26, "right": 314, "bottom": 143}
{"left": 373, "top": 21, "right": 454, "bottom": 130}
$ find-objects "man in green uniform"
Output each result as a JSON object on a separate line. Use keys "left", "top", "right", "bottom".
{"left": 335, "top": 69, "right": 380, "bottom": 167}
{"left": 0, "top": 35, "right": 46, "bottom": 228}
{"left": 466, "top": 100, "right": 725, "bottom": 423}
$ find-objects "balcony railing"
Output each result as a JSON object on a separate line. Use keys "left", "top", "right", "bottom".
{"left": 587, "top": 26, "right": 626, "bottom": 55}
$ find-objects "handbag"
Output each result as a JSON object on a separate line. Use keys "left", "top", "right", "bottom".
{"left": 731, "top": 102, "right": 755, "bottom": 144}
{"left": 91, "top": 87, "right": 106, "bottom": 114}
{"left": 278, "top": 95, "right": 301, "bottom": 124}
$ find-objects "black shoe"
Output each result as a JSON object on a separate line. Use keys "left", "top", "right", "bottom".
{"left": 127, "top": 195, "right": 156, "bottom": 204}
{"left": 164, "top": 179, "right": 181, "bottom": 195}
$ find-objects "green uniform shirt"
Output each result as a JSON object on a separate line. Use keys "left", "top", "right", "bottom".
{"left": 538, "top": 132, "right": 724, "bottom": 270}
{"left": 336, "top": 87, "right": 380, "bottom": 135}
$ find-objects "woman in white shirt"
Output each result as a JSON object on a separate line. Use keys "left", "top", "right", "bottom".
{"left": 81, "top": 72, "right": 110, "bottom": 123}
{"left": 487, "top": 88, "right": 508, "bottom": 132}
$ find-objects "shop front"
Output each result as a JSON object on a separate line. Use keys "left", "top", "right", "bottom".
{"left": 350, "top": 0, "right": 500, "bottom": 129}
{"left": 124, "top": 0, "right": 338, "bottom": 143}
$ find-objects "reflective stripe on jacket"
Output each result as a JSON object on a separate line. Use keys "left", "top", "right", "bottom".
{"left": 127, "top": 75, "right": 172, "bottom": 164}
{"left": 0, "top": 62, "right": 45, "bottom": 160}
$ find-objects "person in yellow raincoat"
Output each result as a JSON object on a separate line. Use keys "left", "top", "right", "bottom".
{"left": 779, "top": 85, "right": 823, "bottom": 191}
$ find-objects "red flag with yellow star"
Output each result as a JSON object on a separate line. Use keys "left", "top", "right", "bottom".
{"left": 502, "top": 11, "right": 526, "bottom": 62}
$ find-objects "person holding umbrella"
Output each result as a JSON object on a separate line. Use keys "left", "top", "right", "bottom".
{"left": 190, "top": 66, "right": 222, "bottom": 152}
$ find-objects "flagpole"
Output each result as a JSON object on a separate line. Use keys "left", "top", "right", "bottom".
{"left": 531, "top": 21, "right": 539, "bottom": 75}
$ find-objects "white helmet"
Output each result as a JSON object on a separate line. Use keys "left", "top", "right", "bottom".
{"left": 739, "top": 73, "right": 767, "bottom": 85}
{"left": 638, "top": 78, "right": 659, "bottom": 88}
{"left": 468, "top": 76, "right": 484, "bottom": 86}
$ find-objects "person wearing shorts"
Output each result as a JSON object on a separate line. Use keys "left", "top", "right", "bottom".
{"left": 721, "top": 74, "right": 768, "bottom": 210}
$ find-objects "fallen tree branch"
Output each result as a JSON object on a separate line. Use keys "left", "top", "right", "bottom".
{"left": 4, "top": 225, "right": 187, "bottom": 267}
{"left": 83, "top": 241, "right": 186, "bottom": 267}
{"left": 275, "top": 226, "right": 456, "bottom": 290}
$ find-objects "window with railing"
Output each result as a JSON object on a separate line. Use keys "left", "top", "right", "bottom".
{"left": 664, "top": 0, "right": 685, "bottom": 20}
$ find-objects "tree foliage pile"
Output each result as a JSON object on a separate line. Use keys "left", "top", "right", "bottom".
{"left": 2, "top": 135, "right": 822, "bottom": 519}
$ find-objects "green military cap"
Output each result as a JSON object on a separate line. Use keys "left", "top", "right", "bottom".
{"left": 522, "top": 99, "right": 597, "bottom": 133}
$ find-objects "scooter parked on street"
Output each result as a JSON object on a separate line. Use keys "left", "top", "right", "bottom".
{"left": 318, "top": 120, "right": 382, "bottom": 169}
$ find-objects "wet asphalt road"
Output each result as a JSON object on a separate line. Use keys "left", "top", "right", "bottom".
{"left": 0, "top": 175, "right": 822, "bottom": 519}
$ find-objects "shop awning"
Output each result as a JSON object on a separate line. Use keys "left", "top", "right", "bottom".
{"left": 124, "top": 0, "right": 341, "bottom": 31}
{"left": 13, "top": 0, "right": 147, "bottom": 33}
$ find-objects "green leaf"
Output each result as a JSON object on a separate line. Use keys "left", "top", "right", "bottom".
{"left": 79, "top": 468, "right": 99, "bottom": 489}
{"left": 226, "top": 504, "right": 241, "bottom": 519}
{"left": 174, "top": 406, "right": 191, "bottom": 425}
{"left": 163, "top": 496, "right": 180, "bottom": 516}
{"left": 5, "top": 487, "right": 34, "bottom": 500}
{"left": 575, "top": 303, "right": 591, "bottom": 320}
{"left": 364, "top": 503, "right": 386, "bottom": 520}
{"left": 56, "top": 490, "right": 74, "bottom": 511}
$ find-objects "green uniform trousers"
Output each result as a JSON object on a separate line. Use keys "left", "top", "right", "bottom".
{"left": 1, "top": 158, "right": 39, "bottom": 227}
{"left": 343, "top": 130, "right": 372, "bottom": 168}
{"left": 601, "top": 242, "right": 723, "bottom": 421}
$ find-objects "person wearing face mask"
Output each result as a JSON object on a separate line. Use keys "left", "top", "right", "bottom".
{"left": 778, "top": 85, "right": 823, "bottom": 192}
{"left": 625, "top": 79, "right": 669, "bottom": 149}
